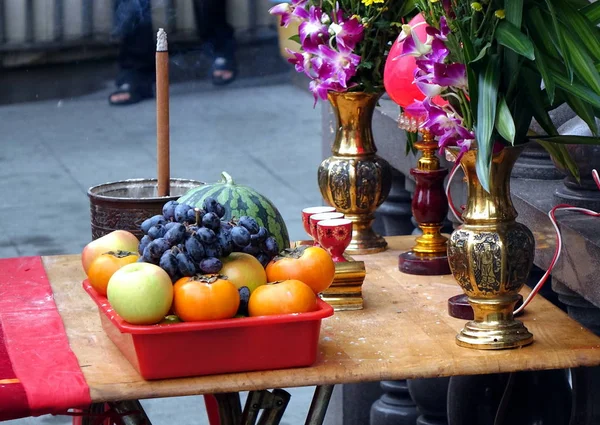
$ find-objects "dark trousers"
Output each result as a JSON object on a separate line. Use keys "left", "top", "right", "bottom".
{"left": 114, "top": 0, "right": 235, "bottom": 87}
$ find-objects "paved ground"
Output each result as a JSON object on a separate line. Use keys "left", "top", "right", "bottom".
{"left": 1, "top": 40, "right": 328, "bottom": 424}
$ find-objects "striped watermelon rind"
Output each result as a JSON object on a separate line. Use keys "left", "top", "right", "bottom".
{"left": 177, "top": 172, "right": 291, "bottom": 249}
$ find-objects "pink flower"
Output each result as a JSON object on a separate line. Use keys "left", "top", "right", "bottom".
{"left": 299, "top": 6, "right": 329, "bottom": 49}
{"left": 286, "top": 49, "right": 312, "bottom": 76}
{"left": 431, "top": 62, "right": 467, "bottom": 89}
{"left": 318, "top": 44, "right": 360, "bottom": 88}
{"left": 330, "top": 15, "right": 364, "bottom": 50}
{"left": 269, "top": 1, "right": 309, "bottom": 27}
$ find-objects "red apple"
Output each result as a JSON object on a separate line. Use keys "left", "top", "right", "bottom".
{"left": 82, "top": 230, "right": 139, "bottom": 274}
{"left": 107, "top": 262, "right": 173, "bottom": 325}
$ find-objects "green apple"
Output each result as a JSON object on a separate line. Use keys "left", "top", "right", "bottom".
{"left": 220, "top": 252, "right": 267, "bottom": 293}
{"left": 107, "top": 262, "right": 173, "bottom": 325}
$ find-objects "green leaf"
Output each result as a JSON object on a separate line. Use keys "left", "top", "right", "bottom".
{"left": 545, "top": 0, "right": 574, "bottom": 81}
{"left": 534, "top": 140, "right": 580, "bottom": 181}
{"left": 457, "top": 24, "right": 478, "bottom": 123}
{"left": 554, "top": 0, "right": 600, "bottom": 62}
{"left": 471, "top": 42, "right": 492, "bottom": 64}
{"left": 288, "top": 34, "right": 300, "bottom": 44}
{"left": 495, "top": 97, "right": 516, "bottom": 144}
{"left": 522, "top": 67, "right": 559, "bottom": 136}
{"left": 561, "top": 90, "right": 599, "bottom": 136}
{"left": 582, "top": 1, "right": 600, "bottom": 24}
{"left": 496, "top": 21, "right": 534, "bottom": 61}
{"left": 505, "top": 0, "right": 524, "bottom": 27}
{"left": 475, "top": 56, "right": 501, "bottom": 193}
{"left": 533, "top": 135, "right": 600, "bottom": 144}
{"left": 533, "top": 45, "right": 556, "bottom": 104}
{"left": 562, "top": 31, "right": 600, "bottom": 96}
{"left": 526, "top": 8, "right": 560, "bottom": 60}
{"left": 548, "top": 63, "right": 600, "bottom": 109}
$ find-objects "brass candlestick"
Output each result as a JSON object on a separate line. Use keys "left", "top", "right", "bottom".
{"left": 397, "top": 119, "right": 451, "bottom": 275}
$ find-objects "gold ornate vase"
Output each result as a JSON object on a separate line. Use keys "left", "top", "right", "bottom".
{"left": 318, "top": 91, "right": 392, "bottom": 254}
{"left": 447, "top": 146, "right": 535, "bottom": 350}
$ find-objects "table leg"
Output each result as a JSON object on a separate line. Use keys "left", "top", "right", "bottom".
{"left": 109, "top": 400, "right": 153, "bottom": 425}
{"left": 214, "top": 393, "right": 243, "bottom": 425}
{"left": 304, "top": 385, "right": 335, "bottom": 425}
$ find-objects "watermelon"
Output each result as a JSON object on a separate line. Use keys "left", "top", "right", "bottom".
{"left": 178, "top": 172, "right": 291, "bottom": 249}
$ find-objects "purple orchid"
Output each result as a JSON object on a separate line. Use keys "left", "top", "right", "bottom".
{"left": 318, "top": 43, "right": 360, "bottom": 88}
{"left": 431, "top": 62, "right": 467, "bottom": 89}
{"left": 425, "top": 17, "right": 450, "bottom": 41}
{"left": 422, "top": 100, "right": 474, "bottom": 154}
{"left": 400, "top": 25, "right": 433, "bottom": 58}
{"left": 330, "top": 15, "right": 364, "bottom": 50}
{"left": 307, "top": 57, "right": 343, "bottom": 105}
{"left": 269, "top": 1, "right": 309, "bottom": 27}
{"left": 405, "top": 101, "right": 427, "bottom": 118}
{"left": 298, "top": 6, "right": 329, "bottom": 50}
{"left": 286, "top": 49, "right": 312, "bottom": 76}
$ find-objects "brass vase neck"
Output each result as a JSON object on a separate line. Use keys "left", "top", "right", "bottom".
{"left": 452, "top": 147, "right": 524, "bottom": 224}
{"left": 328, "top": 91, "right": 382, "bottom": 157}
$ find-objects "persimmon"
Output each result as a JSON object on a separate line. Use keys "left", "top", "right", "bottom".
{"left": 265, "top": 246, "right": 335, "bottom": 294}
{"left": 87, "top": 250, "right": 139, "bottom": 295}
{"left": 173, "top": 274, "right": 240, "bottom": 321}
{"left": 248, "top": 279, "right": 317, "bottom": 317}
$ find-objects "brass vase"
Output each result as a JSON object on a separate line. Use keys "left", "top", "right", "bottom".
{"left": 318, "top": 91, "right": 392, "bottom": 254}
{"left": 447, "top": 146, "right": 535, "bottom": 350}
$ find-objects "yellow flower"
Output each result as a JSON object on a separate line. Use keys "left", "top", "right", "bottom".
{"left": 362, "top": 0, "right": 384, "bottom": 6}
{"left": 495, "top": 9, "right": 505, "bottom": 19}
{"left": 471, "top": 2, "right": 483, "bottom": 11}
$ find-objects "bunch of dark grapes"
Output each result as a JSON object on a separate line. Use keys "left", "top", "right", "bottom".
{"left": 138, "top": 197, "right": 279, "bottom": 282}
{"left": 229, "top": 215, "right": 279, "bottom": 268}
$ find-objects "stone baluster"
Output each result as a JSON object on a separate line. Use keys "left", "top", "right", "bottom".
{"left": 407, "top": 378, "right": 449, "bottom": 425}
{"left": 370, "top": 380, "right": 419, "bottom": 425}
{"left": 373, "top": 167, "right": 414, "bottom": 236}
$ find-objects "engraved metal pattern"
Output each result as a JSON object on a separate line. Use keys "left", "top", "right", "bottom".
{"left": 505, "top": 224, "right": 535, "bottom": 292}
{"left": 472, "top": 233, "right": 502, "bottom": 294}
{"left": 447, "top": 230, "right": 473, "bottom": 293}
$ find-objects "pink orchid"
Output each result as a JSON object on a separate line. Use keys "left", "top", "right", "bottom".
{"left": 298, "top": 6, "right": 329, "bottom": 49}
{"left": 432, "top": 62, "right": 467, "bottom": 89}
{"left": 269, "top": 1, "right": 309, "bottom": 27}
{"left": 330, "top": 15, "right": 364, "bottom": 50}
{"left": 317, "top": 44, "right": 360, "bottom": 88}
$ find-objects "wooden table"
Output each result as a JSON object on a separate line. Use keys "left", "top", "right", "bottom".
{"left": 45, "top": 236, "right": 600, "bottom": 422}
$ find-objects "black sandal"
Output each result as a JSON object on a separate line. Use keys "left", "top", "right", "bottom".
{"left": 108, "top": 83, "right": 153, "bottom": 106}
{"left": 211, "top": 56, "right": 238, "bottom": 86}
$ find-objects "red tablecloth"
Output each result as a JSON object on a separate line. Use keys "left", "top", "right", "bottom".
{"left": 0, "top": 257, "right": 91, "bottom": 421}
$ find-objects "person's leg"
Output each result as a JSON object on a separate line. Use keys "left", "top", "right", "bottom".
{"left": 192, "top": 0, "right": 237, "bottom": 85}
{"left": 110, "top": 0, "right": 155, "bottom": 105}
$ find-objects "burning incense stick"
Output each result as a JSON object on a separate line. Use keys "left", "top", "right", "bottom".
{"left": 156, "top": 28, "right": 170, "bottom": 197}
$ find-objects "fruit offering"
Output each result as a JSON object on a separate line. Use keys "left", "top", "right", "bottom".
{"left": 266, "top": 246, "right": 335, "bottom": 294}
{"left": 107, "top": 262, "right": 174, "bottom": 325}
{"left": 173, "top": 274, "right": 240, "bottom": 321}
{"left": 137, "top": 197, "right": 280, "bottom": 283}
{"left": 248, "top": 279, "right": 317, "bottom": 316}
{"left": 87, "top": 250, "right": 139, "bottom": 295}
{"left": 177, "top": 172, "right": 291, "bottom": 250}
{"left": 82, "top": 230, "right": 139, "bottom": 274}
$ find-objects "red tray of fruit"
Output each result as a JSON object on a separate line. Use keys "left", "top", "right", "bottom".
{"left": 83, "top": 280, "right": 334, "bottom": 380}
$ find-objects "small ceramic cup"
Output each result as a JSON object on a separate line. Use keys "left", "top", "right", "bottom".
{"left": 301, "top": 206, "right": 337, "bottom": 242}
{"left": 310, "top": 212, "right": 345, "bottom": 247}
{"left": 317, "top": 218, "right": 353, "bottom": 262}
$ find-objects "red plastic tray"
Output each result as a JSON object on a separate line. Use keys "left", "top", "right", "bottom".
{"left": 83, "top": 280, "right": 334, "bottom": 380}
